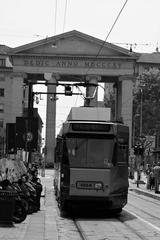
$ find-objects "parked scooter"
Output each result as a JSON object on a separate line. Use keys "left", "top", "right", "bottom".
{"left": 12, "top": 181, "right": 29, "bottom": 213}
{"left": 0, "top": 179, "right": 27, "bottom": 224}
{"left": 30, "top": 170, "right": 43, "bottom": 211}
{"left": 18, "top": 174, "right": 39, "bottom": 214}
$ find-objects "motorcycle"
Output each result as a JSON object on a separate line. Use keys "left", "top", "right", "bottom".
{"left": 18, "top": 175, "right": 39, "bottom": 214}
{"left": 0, "top": 179, "right": 27, "bottom": 224}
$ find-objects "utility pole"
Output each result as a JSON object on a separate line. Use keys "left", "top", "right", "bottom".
{"left": 140, "top": 87, "right": 143, "bottom": 137}
{"left": 28, "top": 80, "right": 34, "bottom": 117}
{"left": 26, "top": 79, "right": 34, "bottom": 167}
{"left": 134, "top": 142, "right": 144, "bottom": 187}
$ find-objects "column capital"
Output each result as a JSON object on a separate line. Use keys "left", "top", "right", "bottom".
{"left": 52, "top": 72, "right": 60, "bottom": 80}
{"left": 119, "top": 75, "right": 136, "bottom": 82}
{"left": 86, "top": 75, "right": 101, "bottom": 82}
{"left": 44, "top": 72, "right": 60, "bottom": 83}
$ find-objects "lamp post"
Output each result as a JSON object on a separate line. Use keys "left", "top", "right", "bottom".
{"left": 140, "top": 87, "right": 143, "bottom": 137}
{"left": 139, "top": 74, "right": 145, "bottom": 137}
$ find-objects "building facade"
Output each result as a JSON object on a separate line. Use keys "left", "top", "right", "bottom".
{"left": 0, "top": 45, "right": 43, "bottom": 159}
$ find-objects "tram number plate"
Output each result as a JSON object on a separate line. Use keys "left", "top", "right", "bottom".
{"left": 77, "top": 182, "right": 95, "bottom": 189}
{"left": 76, "top": 181, "right": 95, "bottom": 189}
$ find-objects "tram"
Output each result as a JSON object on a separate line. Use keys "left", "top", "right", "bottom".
{"left": 54, "top": 107, "right": 129, "bottom": 213}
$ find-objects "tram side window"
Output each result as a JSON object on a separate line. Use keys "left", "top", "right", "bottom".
{"left": 62, "top": 139, "right": 69, "bottom": 165}
{"left": 112, "top": 142, "right": 118, "bottom": 166}
{"left": 55, "top": 138, "right": 63, "bottom": 163}
{"left": 118, "top": 144, "right": 128, "bottom": 163}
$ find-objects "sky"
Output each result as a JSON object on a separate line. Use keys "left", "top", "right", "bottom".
{"left": 1, "top": 0, "right": 160, "bottom": 138}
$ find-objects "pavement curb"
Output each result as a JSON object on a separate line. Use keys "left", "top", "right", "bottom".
{"left": 129, "top": 187, "right": 160, "bottom": 200}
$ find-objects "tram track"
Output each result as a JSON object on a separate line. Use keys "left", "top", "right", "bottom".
{"left": 73, "top": 211, "right": 160, "bottom": 240}
{"left": 74, "top": 219, "right": 89, "bottom": 240}
{"left": 73, "top": 202, "right": 160, "bottom": 240}
{"left": 54, "top": 190, "right": 160, "bottom": 239}
{"left": 45, "top": 171, "right": 160, "bottom": 240}
{"left": 127, "top": 201, "right": 160, "bottom": 221}
{"left": 117, "top": 213, "right": 149, "bottom": 240}
{"left": 56, "top": 207, "right": 160, "bottom": 240}
{"left": 129, "top": 190, "right": 160, "bottom": 206}
{"left": 128, "top": 191, "right": 160, "bottom": 220}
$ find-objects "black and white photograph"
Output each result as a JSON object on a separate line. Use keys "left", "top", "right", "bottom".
{"left": 1, "top": 0, "right": 160, "bottom": 239}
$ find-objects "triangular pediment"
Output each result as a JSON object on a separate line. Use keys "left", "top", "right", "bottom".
{"left": 11, "top": 30, "right": 139, "bottom": 58}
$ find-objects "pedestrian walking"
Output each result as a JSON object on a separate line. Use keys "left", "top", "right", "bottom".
{"left": 146, "top": 164, "right": 152, "bottom": 189}
{"left": 146, "top": 164, "right": 155, "bottom": 190}
{"left": 30, "top": 169, "right": 43, "bottom": 211}
{"left": 153, "top": 162, "right": 160, "bottom": 193}
{"left": 150, "top": 169, "right": 155, "bottom": 190}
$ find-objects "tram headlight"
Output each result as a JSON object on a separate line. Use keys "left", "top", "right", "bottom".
{"left": 94, "top": 183, "right": 103, "bottom": 190}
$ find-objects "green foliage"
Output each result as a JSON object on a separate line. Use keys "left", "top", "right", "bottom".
{"left": 133, "top": 68, "right": 160, "bottom": 138}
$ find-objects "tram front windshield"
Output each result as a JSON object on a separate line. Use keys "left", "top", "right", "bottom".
{"left": 65, "top": 134, "right": 115, "bottom": 168}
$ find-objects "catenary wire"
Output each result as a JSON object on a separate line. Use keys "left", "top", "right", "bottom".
{"left": 63, "top": 0, "right": 68, "bottom": 32}
{"left": 54, "top": 0, "right": 58, "bottom": 36}
{"left": 86, "top": 0, "right": 129, "bottom": 75}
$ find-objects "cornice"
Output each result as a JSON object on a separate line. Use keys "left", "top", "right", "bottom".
{"left": 10, "top": 53, "right": 138, "bottom": 61}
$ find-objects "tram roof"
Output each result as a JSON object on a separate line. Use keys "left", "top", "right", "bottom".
{"left": 57, "top": 107, "right": 128, "bottom": 137}
{"left": 67, "top": 107, "right": 111, "bottom": 122}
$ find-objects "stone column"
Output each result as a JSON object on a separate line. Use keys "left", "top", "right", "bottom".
{"left": 119, "top": 75, "right": 135, "bottom": 148}
{"left": 84, "top": 75, "right": 101, "bottom": 107}
{"left": 115, "top": 80, "right": 122, "bottom": 122}
{"left": 45, "top": 73, "right": 59, "bottom": 165}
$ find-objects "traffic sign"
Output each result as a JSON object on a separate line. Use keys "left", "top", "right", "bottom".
{"left": 26, "top": 132, "right": 33, "bottom": 142}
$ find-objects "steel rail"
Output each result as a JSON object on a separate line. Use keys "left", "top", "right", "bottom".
{"left": 74, "top": 219, "right": 89, "bottom": 240}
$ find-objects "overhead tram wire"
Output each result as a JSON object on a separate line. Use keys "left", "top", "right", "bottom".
{"left": 54, "top": 0, "right": 58, "bottom": 36}
{"left": 85, "top": 0, "right": 129, "bottom": 75}
{"left": 63, "top": 0, "right": 68, "bottom": 32}
{"left": 112, "top": 42, "right": 151, "bottom": 47}
{"left": 61, "top": 0, "right": 83, "bottom": 106}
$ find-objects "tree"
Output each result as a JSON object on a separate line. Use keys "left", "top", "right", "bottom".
{"left": 133, "top": 68, "right": 160, "bottom": 141}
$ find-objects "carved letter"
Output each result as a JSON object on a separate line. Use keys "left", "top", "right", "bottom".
{"left": 67, "top": 61, "right": 73, "bottom": 67}
{"left": 55, "top": 61, "right": 61, "bottom": 67}
{"left": 73, "top": 61, "right": 78, "bottom": 67}
{"left": 24, "top": 60, "right": 29, "bottom": 66}
{"left": 84, "top": 61, "right": 90, "bottom": 68}
{"left": 45, "top": 61, "right": 49, "bottom": 66}
{"left": 61, "top": 61, "right": 67, "bottom": 67}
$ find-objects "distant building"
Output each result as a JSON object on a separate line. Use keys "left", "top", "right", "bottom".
{"left": 0, "top": 45, "right": 43, "bottom": 158}
{"left": 137, "top": 51, "right": 160, "bottom": 73}
{"left": 0, "top": 45, "right": 13, "bottom": 157}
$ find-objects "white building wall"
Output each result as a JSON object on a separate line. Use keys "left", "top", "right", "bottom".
{"left": 5, "top": 74, "right": 23, "bottom": 124}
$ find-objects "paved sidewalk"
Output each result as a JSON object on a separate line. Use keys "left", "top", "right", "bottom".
{"left": 129, "top": 173, "right": 160, "bottom": 201}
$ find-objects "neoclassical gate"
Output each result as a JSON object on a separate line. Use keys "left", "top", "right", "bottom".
{"left": 10, "top": 30, "right": 139, "bottom": 164}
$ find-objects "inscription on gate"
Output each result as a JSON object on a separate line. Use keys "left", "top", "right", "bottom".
{"left": 22, "top": 58, "right": 122, "bottom": 69}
